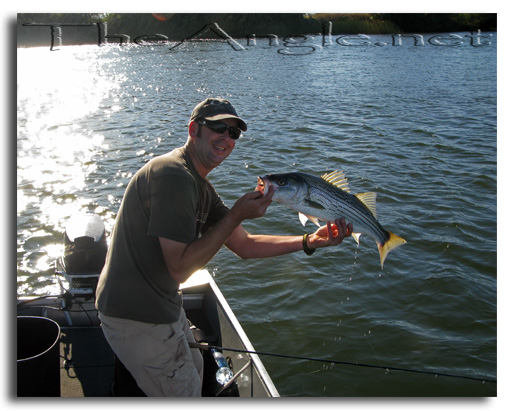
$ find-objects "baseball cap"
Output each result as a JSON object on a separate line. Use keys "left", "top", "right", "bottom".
{"left": 190, "top": 98, "right": 247, "bottom": 131}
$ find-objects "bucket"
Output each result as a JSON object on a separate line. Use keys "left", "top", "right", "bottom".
{"left": 17, "top": 316, "right": 61, "bottom": 397}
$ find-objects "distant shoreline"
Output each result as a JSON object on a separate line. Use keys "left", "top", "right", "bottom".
{"left": 17, "top": 13, "right": 497, "bottom": 48}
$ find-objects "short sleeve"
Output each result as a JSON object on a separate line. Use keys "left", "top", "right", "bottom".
{"left": 147, "top": 173, "right": 198, "bottom": 244}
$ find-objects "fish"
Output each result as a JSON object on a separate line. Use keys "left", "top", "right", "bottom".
{"left": 257, "top": 171, "right": 406, "bottom": 268}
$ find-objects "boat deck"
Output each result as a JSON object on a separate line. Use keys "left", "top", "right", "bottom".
{"left": 60, "top": 326, "right": 114, "bottom": 397}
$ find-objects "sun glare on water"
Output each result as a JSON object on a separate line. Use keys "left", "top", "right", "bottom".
{"left": 17, "top": 46, "right": 121, "bottom": 293}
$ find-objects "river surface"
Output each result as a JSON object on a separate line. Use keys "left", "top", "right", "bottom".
{"left": 17, "top": 31, "right": 497, "bottom": 396}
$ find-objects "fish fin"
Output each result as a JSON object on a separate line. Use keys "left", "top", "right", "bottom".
{"left": 352, "top": 232, "right": 361, "bottom": 244}
{"left": 311, "top": 217, "right": 321, "bottom": 227}
{"left": 299, "top": 213, "right": 321, "bottom": 227}
{"left": 321, "top": 171, "right": 351, "bottom": 193}
{"left": 377, "top": 231, "right": 407, "bottom": 269}
{"left": 304, "top": 199, "right": 326, "bottom": 210}
{"left": 355, "top": 192, "right": 378, "bottom": 219}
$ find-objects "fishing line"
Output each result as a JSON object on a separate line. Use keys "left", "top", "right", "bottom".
{"left": 190, "top": 342, "right": 496, "bottom": 384}
{"left": 364, "top": 330, "right": 382, "bottom": 367}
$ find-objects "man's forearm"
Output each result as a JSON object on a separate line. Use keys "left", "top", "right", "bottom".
{"left": 241, "top": 234, "right": 305, "bottom": 259}
{"left": 225, "top": 228, "right": 307, "bottom": 260}
{"left": 226, "top": 219, "right": 352, "bottom": 259}
{"left": 160, "top": 210, "right": 244, "bottom": 283}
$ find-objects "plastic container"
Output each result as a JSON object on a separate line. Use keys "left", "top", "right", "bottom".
{"left": 211, "top": 349, "right": 234, "bottom": 385}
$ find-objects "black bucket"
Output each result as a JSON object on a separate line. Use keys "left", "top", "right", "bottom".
{"left": 17, "top": 316, "right": 61, "bottom": 397}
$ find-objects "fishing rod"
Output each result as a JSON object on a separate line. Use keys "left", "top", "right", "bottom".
{"left": 189, "top": 342, "right": 496, "bottom": 384}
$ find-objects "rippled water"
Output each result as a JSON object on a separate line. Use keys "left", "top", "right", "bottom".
{"left": 17, "top": 33, "right": 497, "bottom": 396}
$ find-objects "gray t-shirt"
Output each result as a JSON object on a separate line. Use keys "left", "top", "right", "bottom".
{"left": 96, "top": 146, "right": 229, "bottom": 323}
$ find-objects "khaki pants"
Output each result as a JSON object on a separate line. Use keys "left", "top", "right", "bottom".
{"left": 99, "top": 309, "right": 203, "bottom": 397}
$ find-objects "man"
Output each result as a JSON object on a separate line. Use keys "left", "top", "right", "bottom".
{"left": 96, "top": 97, "right": 353, "bottom": 397}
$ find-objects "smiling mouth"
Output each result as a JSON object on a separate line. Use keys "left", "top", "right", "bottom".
{"left": 213, "top": 145, "right": 226, "bottom": 153}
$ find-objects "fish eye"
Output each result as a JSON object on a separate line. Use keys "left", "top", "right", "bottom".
{"left": 277, "top": 179, "right": 286, "bottom": 186}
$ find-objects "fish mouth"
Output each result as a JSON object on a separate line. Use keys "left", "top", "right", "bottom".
{"left": 257, "top": 175, "right": 270, "bottom": 195}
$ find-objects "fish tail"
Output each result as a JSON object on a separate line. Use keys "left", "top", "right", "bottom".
{"left": 378, "top": 231, "right": 407, "bottom": 269}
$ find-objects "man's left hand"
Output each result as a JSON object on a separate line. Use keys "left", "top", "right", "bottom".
{"left": 307, "top": 218, "right": 353, "bottom": 249}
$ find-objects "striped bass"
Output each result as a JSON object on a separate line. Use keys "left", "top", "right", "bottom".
{"left": 257, "top": 171, "right": 406, "bottom": 268}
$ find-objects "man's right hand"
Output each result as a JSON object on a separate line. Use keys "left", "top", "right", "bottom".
{"left": 231, "top": 186, "right": 275, "bottom": 221}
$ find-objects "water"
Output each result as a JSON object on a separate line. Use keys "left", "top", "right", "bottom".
{"left": 17, "top": 33, "right": 497, "bottom": 396}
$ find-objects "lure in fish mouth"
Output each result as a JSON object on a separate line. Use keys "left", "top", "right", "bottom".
{"left": 257, "top": 176, "right": 270, "bottom": 196}
{"left": 257, "top": 171, "right": 406, "bottom": 268}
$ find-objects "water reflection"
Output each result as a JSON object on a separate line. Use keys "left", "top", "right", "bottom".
{"left": 17, "top": 46, "right": 121, "bottom": 294}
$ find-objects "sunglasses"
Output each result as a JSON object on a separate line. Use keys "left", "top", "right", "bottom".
{"left": 197, "top": 119, "right": 242, "bottom": 140}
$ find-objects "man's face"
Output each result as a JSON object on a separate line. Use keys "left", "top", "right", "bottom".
{"left": 193, "top": 118, "right": 238, "bottom": 169}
